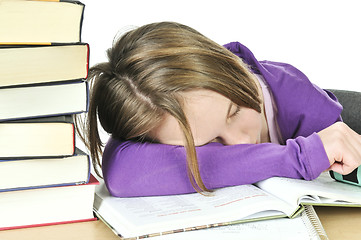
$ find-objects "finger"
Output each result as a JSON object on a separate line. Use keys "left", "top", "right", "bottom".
{"left": 329, "top": 162, "right": 345, "bottom": 175}
{"left": 333, "top": 151, "right": 358, "bottom": 175}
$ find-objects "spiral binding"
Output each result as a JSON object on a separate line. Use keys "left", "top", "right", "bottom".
{"left": 302, "top": 205, "right": 329, "bottom": 240}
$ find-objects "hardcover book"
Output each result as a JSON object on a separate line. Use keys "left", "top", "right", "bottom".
{"left": 0, "top": 175, "right": 98, "bottom": 231}
{"left": 0, "top": 43, "right": 89, "bottom": 88}
{"left": 0, "top": 117, "right": 75, "bottom": 157}
{"left": 0, "top": 81, "right": 88, "bottom": 121}
{"left": 0, "top": 0, "right": 85, "bottom": 44}
{"left": 0, "top": 148, "right": 90, "bottom": 192}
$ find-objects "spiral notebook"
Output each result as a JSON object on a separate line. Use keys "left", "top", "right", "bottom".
{"left": 146, "top": 205, "right": 328, "bottom": 240}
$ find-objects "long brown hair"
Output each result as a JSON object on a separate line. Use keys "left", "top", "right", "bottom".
{"left": 76, "top": 22, "right": 261, "bottom": 193}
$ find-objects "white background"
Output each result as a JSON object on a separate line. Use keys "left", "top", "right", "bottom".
{"left": 81, "top": 0, "right": 361, "bottom": 91}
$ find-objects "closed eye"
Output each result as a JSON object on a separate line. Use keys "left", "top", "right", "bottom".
{"left": 229, "top": 105, "right": 241, "bottom": 118}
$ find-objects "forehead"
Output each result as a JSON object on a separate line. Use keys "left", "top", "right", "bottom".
{"left": 150, "top": 89, "right": 231, "bottom": 146}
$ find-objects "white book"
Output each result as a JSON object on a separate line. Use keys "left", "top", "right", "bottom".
{"left": 0, "top": 176, "right": 98, "bottom": 231}
{"left": 0, "top": 81, "right": 88, "bottom": 121}
{"left": 94, "top": 172, "right": 360, "bottom": 239}
{"left": 0, "top": 149, "right": 90, "bottom": 192}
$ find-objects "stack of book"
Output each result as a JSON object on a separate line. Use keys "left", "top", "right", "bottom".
{"left": 0, "top": 0, "right": 97, "bottom": 230}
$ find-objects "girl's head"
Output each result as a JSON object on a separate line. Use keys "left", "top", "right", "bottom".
{"left": 80, "top": 21, "right": 261, "bottom": 192}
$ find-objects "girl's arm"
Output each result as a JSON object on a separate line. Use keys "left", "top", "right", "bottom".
{"left": 102, "top": 133, "right": 330, "bottom": 197}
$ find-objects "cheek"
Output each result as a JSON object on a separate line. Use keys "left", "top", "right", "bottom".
{"left": 191, "top": 119, "right": 223, "bottom": 146}
{"left": 240, "top": 110, "right": 263, "bottom": 132}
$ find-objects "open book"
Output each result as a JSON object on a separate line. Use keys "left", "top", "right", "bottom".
{"left": 94, "top": 172, "right": 360, "bottom": 239}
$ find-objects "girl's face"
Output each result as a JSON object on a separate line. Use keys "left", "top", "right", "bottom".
{"left": 151, "top": 89, "right": 269, "bottom": 146}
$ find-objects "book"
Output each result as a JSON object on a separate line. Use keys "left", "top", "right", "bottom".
{"left": 0, "top": 148, "right": 90, "bottom": 192}
{"left": 0, "top": 175, "right": 98, "bottom": 231}
{"left": 0, "top": 80, "right": 88, "bottom": 121}
{"left": 0, "top": 115, "right": 75, "bottom": 157}
{"left": 145, "top": 206, "right": 328, "bottom": 240}
{"left": 0, "top": 0, "right": 85, "bottom": 44}
{"left": 0, "top": 43, "right": 89, "bottom": 88}
{"left": 255, "top": 172, "right": 361, "bottom": 208}
{"left": 94, "top": 172, "right": 360, "bottom": 239}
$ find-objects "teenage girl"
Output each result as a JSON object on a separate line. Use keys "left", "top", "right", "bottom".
{"left": 77, "top": 22, "right": 361, "bottom": 197}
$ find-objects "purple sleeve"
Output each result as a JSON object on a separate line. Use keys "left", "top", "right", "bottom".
{"left": 102, "top": 133, "right": 330, "bottom": 197}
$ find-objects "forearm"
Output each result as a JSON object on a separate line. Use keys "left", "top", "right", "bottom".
{"left": 102, "top": 133, "right": 330, "bottom": 197}
{"left": 197, "top": 133, "right": 329, "bottom": 189}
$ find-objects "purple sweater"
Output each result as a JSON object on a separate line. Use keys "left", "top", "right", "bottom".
{"left": 102, "top": 42, "right": 342, "bottom": 197}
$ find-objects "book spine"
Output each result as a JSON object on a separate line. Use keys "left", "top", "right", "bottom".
{"left": 85, "top": 80, "right": 90, "bottom": 112}
{"left": 78, "top": 1, "right": 85, "bottom": 42}
{"left": 85, "top": 154, "right": 91, "bottom": 184}
{"left": 61, "top": 0, "right": 85, "bottom": 42}
{"left": 85, "top": 43, "right": 90, "bottom": 79}
{"left": 72, "top": 122, "right": 76, "bottom": 155}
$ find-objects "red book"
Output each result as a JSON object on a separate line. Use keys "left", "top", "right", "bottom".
{"left": 0, "top": 175, "right": 99, "bottom": 231}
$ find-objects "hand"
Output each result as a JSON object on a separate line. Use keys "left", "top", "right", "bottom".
{"left": 318, "top": 122, "right": 361, "bottom": 175}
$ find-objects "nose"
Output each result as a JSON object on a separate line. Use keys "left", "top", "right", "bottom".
{"left": 217, "top": 130, "right": 253, "bottom": 145}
